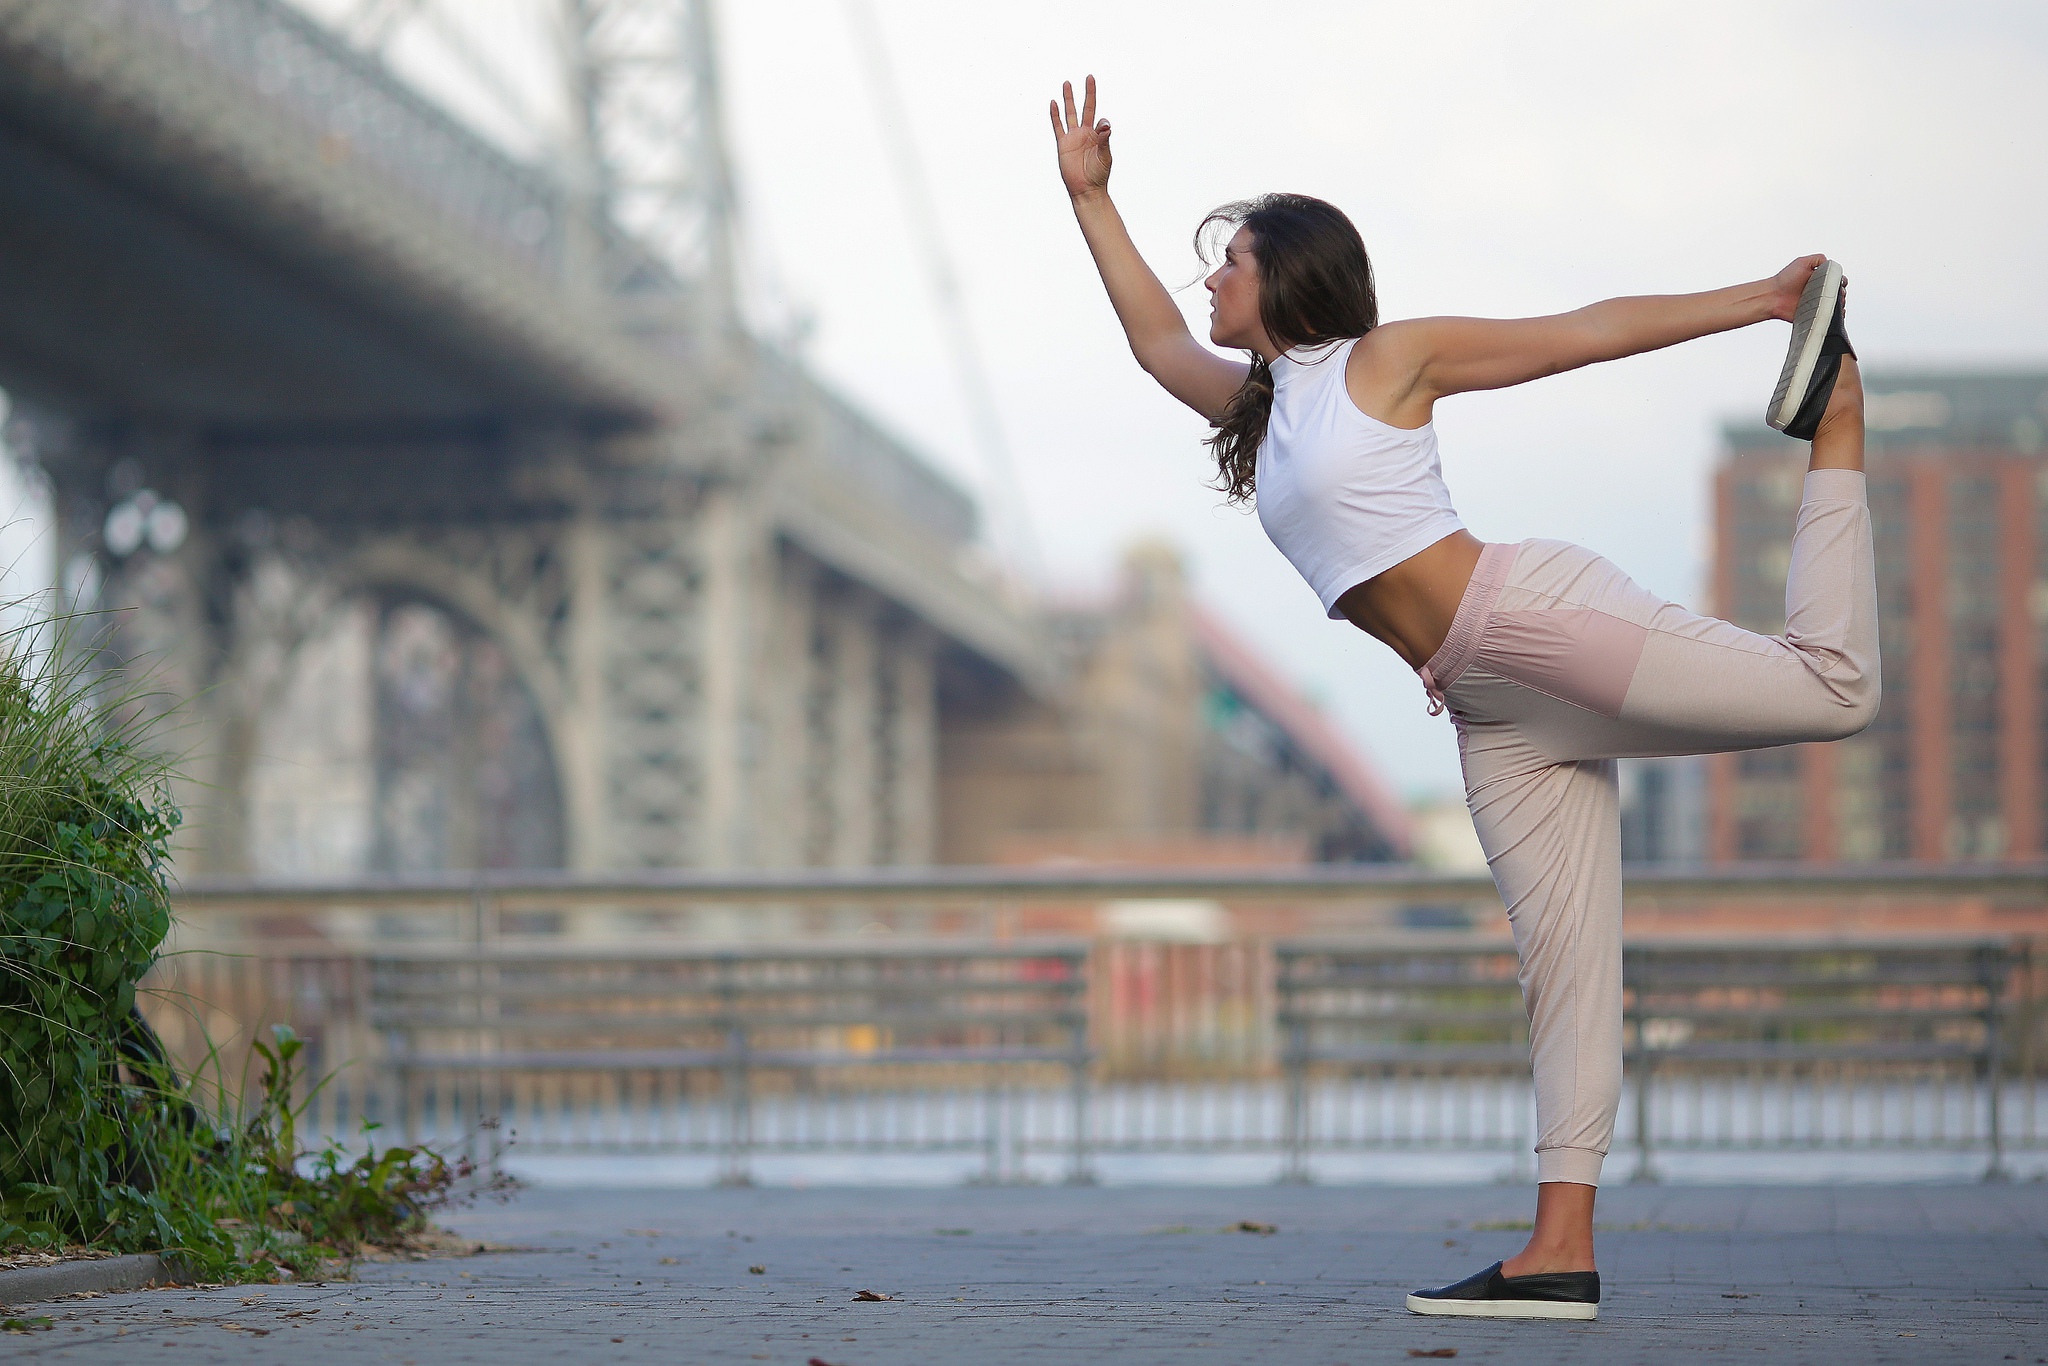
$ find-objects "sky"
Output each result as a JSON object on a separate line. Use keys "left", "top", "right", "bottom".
{"left": 18, "top": 0, "right": 2048, "bottom": 800}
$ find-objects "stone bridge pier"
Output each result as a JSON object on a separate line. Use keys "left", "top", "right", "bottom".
{"left": 26, "top": 404, "right": 1001, "bottom": 876}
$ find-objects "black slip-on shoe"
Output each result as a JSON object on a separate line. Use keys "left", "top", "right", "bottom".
{"left": 1405, "top": 1261, "right": 1600, "bottom": 1320}
{"left": 1767, "top": 258, "right": 1856, "bottom": 441}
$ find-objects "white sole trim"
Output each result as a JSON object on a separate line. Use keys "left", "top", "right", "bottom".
{"left": 1405, "top": 1294, "right": 1598, "bottom": 1320}
{"left": 1768, "top": 259, "right": 1844, "bottom": 431}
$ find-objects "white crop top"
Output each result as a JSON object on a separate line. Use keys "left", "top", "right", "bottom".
{"left": 1254, "top": 337, "right": 1465, "bottom": 619}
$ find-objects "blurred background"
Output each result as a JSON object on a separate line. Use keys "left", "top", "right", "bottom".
{"left": 0, "top": 0, "right": 2042, "bottom": 1184}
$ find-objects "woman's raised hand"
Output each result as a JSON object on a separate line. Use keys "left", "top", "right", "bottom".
{"left": 1050, "top": 75, "right": 1112, "bottom": 201}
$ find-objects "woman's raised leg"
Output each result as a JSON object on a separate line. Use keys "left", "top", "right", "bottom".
{"left": 1430, "top": 359, "right": 1873, "bottom": 1288}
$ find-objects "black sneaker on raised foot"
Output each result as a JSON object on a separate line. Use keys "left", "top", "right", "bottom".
{"left": 1767, "top": 258, "right": 1855, "bottom": 441}
{"left": 1405, "top": 1261, "right": 1600, "bottom": 1320}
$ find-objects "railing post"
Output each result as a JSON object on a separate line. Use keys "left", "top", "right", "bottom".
{"left": 1278, "top": 950, "right": 1310, "bottom": 1185}
{"left": 980, "top": 1005, "right": 1007, "bottom": 1185}
{"left": 1065, "top": 949, "right": 1096, "bottom": 1185}
{"left": 1627, "top": 947, "right": 1659, "bottom": 1184}
{"left": 717, "top": 957, "right": 753, "bottom": 1188}
{"left": 1982, "top": 942, "right": 2011, "bottom": 1182}
{"left": 981, "top": 1070, "right": 1003, "bottom": 1185}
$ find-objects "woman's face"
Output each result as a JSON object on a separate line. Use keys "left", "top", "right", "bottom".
{"left": 1204, "top": 226, "right": 1269, "bottom": 353}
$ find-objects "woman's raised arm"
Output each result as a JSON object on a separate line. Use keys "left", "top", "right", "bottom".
{"left": 1052, "top": 77, "right": 1247, "bottom": 421}
{"left": 1354, "top": 257, "right": 1828, "bottom": 426}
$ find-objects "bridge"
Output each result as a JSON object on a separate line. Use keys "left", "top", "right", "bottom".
{"left": 0, "top": 0, "right": 1077, "bottom": 875}
{"left": 0, "top": 0, "right": 1408, "bottom": 877}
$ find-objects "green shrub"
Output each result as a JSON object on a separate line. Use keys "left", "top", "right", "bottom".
{"left": 0, "top": 614, "right": 178, "bottom": 1244}
{"left": 0, "top": 612, "right": 503, "bottom": 1280}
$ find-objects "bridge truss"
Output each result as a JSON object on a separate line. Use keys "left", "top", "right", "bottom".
{"left": 0, "top": 0, "right": 1038, "bottom": 876}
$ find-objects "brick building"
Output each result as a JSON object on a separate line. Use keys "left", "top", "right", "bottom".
{"left": 1711, "top": 371, "right": 2048, "bottom": 862}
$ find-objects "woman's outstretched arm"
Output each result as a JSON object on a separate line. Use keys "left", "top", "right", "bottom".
{"left": 1052, "top": 77, "right": 1247, "bottom": 420}
{"left": 1356, "top": 257, "right": 1827, "bottom": 424}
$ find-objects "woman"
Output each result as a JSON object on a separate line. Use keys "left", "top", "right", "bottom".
{"left": 1050, "top": 76, "right": 1876, "bottom": 1320}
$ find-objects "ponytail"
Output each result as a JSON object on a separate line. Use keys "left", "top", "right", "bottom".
{"left": 1206, "top": 356, "right": 1273, "bottom": 505}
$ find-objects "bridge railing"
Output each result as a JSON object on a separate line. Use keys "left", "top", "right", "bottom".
{"left": 146, "top": 865, "right": 2048, "bottom": 1181}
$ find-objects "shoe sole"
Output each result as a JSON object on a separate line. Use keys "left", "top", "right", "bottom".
{"left": 1405, "top": 1293, "right": 1598, "bottom": 1320}
{"left": 1767, "top": 259, "right": 1844, "bottom": 431}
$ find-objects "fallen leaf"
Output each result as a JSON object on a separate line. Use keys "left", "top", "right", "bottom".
{"left": 658, "top": 1257, "right": 679, "bottom": 1265}
{"left": 1721, "top": 1292, "right": 1753, "bottom": 1299}
{"left": 810, "top": 1359, "right": 845, "bottom": 1366}
{"left": 0, "top": 1318, "right": 53, "bottom": 1334}
{"left": 1408, "top": 1351, "right": 1458, "bottom": 1359}
{"left": 220, "top": 1324, "right": 272, "bottom": 1336}
{"left": 1232, "top": 1221, "right": 1278, "bottom": 1235}
{"left": 749, "top": 1265, "right": 766, "bottom": 1274}
{"left": 852, "top": 1290, "right": 894, "bottom": 1301}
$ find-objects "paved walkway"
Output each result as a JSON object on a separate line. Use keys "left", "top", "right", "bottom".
{"left": 5, "top": 1184, "right": 2045, "bottom": 1364}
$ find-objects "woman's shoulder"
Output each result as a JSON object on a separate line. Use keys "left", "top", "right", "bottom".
{"left": 1344, "top": 323, "right": 1434, "bottom": 430}
{"left": 1347, "top": 320, "right": 1427, "bottom": 369}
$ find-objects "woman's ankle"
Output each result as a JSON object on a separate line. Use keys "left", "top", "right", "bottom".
{"left": 1501, "top": 1243, "right": 1596, "bottom": 1277}
{"left": 1809, "top": 356, "right": 1865, "bottom": 471}
{"left": 1498, "top": 1179, "right": 1598, "bottom": 1276}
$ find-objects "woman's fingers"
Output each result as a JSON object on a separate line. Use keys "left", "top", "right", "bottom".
{"left": 1063, "top": 80, "right": 1079, "bottom": 133}
{"left": 1049, "top": 99, "right": 1063, "bottom": 139}
{"left": 1081, "top": 74, "right": 1096, "bottom": 130}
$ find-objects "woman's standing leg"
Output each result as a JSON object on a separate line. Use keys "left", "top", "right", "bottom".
{"left": 1455, "top": 734, "right": 1622, "bottom": 1275}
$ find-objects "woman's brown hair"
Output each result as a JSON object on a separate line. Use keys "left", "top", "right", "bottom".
{"left": 1197, "top": 193, "right": 1378, "bottom": 503}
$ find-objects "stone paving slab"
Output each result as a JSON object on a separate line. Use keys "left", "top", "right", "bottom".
{"left": 2, "top": 1184, "right": 2044, "bottom": 1364}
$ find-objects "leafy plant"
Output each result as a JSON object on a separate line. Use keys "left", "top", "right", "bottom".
{"left": 0, "top": 608, "right": 510, "bottom": 1281}
{"left": 0, "top": 610, "right": 179, "bottom": 1245}
{"left": 104, "top": 1023, "right": 507, "bottom": 1280}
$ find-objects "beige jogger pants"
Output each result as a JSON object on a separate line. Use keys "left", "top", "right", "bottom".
{"left": 1420, "top": 469, "right": 1880, "bottom": 1185}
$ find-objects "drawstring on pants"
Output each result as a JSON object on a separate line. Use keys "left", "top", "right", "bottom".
{"left": 1419, "top": 664, "right": 1447, "bottom": 717}
{"left": 1416, "top": 540, "right": 1518, "bottom": 721}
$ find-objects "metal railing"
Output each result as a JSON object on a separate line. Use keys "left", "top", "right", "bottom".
{"left": 368, "top": 943, "right": 1089, "bottom": 1185}
{"left": 1278, "top": 937, "right": 2023, "bottom": 1181}
{"left": 146, "top": 865, "right": 2048, "bottom": 1182}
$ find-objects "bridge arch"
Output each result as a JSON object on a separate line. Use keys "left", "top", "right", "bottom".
{"left": 245, "top": 576, "right": 565, "bottom": 876}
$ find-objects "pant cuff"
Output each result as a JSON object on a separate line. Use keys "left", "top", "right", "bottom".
{"left": 1802, "top": 469, "right": 1866, "bottom": 505}
{"left": 1535, "top": 1146, "right": 1606, "bottom": 1186}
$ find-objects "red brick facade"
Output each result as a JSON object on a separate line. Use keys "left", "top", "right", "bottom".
{"left": 1711, "top": 373, "right": 2048, "bottom": 864}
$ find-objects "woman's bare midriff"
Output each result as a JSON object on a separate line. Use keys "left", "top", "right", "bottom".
{"left": 1332, "top": 529, "right": 1487, "bottom": 671}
